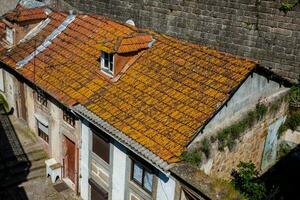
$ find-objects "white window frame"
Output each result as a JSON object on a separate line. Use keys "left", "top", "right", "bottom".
{"left": 100, "top": 52, "right": 114, "bottom": 76}
{"left": 5, "top": 28, "right": 14, "bottom": 45}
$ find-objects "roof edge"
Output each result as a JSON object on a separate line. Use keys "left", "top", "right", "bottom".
{"left": 186, "top": 63, "right": 257, "bottom": 147}
{"left": 72, "top": 104, "right": 173, "bottom": 174}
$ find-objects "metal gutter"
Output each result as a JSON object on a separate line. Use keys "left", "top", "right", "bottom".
{"left": 72, "top": 104, "right": 172, "bottom": 175}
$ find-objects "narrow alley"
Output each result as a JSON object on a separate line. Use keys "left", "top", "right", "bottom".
{"left": 0, "top": 105, "right": 78, "bottom": 200}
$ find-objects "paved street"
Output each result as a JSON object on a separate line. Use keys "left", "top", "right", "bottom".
{"left": 0, "top": 106, "right": 78, "bottom": 200}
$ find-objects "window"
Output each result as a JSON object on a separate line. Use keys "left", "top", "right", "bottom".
{"left": 131, "top": 160, "right": 153, "bottom": 193}
{"left": 6, "top": 28, "right": 14, "bottom": 44}
{"left": 100, "top": 52, "right": 114, "bottom": 75}
{"left": 37, "top": 121, "right": 48, "bottom": 143}
{"left": 36, "top": 91, "right": 47, "bottom": 107}
{"left": 89, "top": 178, "right": 108, "bottom": 200}
{"left": 92, "top": 131, "right": 110, "bottom": 164}
{"left": 63, "top": 110, "right": 76, "bottom": 127}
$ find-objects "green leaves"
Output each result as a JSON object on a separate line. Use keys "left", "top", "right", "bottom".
{"left": 231, "top": 161, "right": 267, "bottom": 200}
{"left": 181, "top": 150, "right": 202, "bottom": 166}
{"left": 279, "top": 1, "right": 299, "bottom": 14}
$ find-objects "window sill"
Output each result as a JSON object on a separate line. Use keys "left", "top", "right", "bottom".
{"left": 62, "top": 120, "right": 75, "bottom": 129}
{"left": 91, "top": 152, "right": 110, "bottom": 170}
{"left": 101, "top": 68, "right": 113, "bottom": 77}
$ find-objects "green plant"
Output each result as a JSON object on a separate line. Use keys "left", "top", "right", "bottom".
{"left": 285, "top": 111, "right": 300, "bottom": 130}
{"left": 277, "top": 123, "right": 288, "bottom": 138}
{"left": 278, "top": 143, "right": 292, "bottom": 159}
{"left": 227, "top": 138, "right": 236, "bottom": 151}
{"left": 0, "top": 93, "right": 9, "bottom": 112}
{"left": 231, "top": 161, "right": 267, "bottom": 200}
{"left": 279, "top": 1, "right": 299, "bottom": 14}
{"left": 231, "top": 122, "right": 247, "bottom": 140}
{"left": 255, "top": 103, "right": 268, "bottom": 120}
{"left": 210, "top": 135, "right": 216, "bottom": 143}
{"left": 181, "top": 150, "right": 202, "bottom": 166}
{"left": 200, "top": 138, "right": 210, "bottom": 158}
{"left": 246, "top": 110, "right": 257, "bottom": 127}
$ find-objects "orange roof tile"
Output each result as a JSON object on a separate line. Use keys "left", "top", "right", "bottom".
{"left": 0, "top": 10, "right": 256, "bottom": 165}
{"left": 4, "top": 7, "right": 47, "bottom": 22}
{"left": 116, "top": 34, "right": 153, "bottom": 53}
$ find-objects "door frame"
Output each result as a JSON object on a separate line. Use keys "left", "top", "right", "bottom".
{"left": 63, "top": 135, "right": 78, "bottom": 192}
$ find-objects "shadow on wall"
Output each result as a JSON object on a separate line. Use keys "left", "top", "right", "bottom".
{"left": 0, "top": 104, "right": 30, "bottom": 199}
{"left": 260, "top": 143, "right": 300, "bottom": 200}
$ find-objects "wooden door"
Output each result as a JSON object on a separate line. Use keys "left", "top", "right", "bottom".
{"left": 19, "top": 82, "right": 27, "bottom": 121}
{"left": 65, "top": 137, "right": 75, "bottom": 183}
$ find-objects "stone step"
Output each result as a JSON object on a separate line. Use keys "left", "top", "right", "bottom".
{"left": 0, "top": 149, "right": 47, "bottom": 170}
{"left": 0, "top": 158, "right": 46, "bottom": 178}
{"left": 22, "top": 142, "right": 44, "bottom": 153}
{"left": 0, "top": 166, "right": 45, "bottom": 189}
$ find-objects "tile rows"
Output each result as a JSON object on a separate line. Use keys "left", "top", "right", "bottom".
{"left": 0, "top": 9, "right": 256, "bottom": 163}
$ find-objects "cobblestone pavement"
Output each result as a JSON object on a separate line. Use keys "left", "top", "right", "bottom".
{"left": 0, "top": 108, "right": 79, "bottom": 200}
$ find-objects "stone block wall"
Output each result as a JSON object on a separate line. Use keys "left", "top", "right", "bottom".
{"left": 61, "top": 0, "right": 300, "bottom": 82}
{"left": 207, "top": 100, "right": 288, "bottom": 179}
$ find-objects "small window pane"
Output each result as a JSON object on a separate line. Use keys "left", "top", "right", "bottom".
{"left": 92, "top": 132, "right": 110, "bottom": 164}
{"left": 133, "top": 162, "right": 143, "bottom": 184}
{"left": 143, "top": 171, "right": 153, "bottom": 192}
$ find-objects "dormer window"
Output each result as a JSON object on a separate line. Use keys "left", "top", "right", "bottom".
{"left": 6, "top": 28, "right": 14, "bottom": 44}
{"left": 101, "top": 52, "right": 114, "bottom": 76}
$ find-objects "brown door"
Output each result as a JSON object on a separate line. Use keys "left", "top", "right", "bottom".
{"left": 65, "top": 137, "right": 76, "bottom": 183}
{"left": 19, "top": 82, "right": 27, "bottom": 121}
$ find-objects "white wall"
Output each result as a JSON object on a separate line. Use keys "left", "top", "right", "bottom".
{"left": 111, "top": 145, "right": 127, "bottom": 200}
{"left": 49, "top": 101, "right": 62, "bottom": 160}
{"left": 80, "top": 123, "right": 90, "bottom": 200}
{"left": 5, "top": 71, "right": 17, "bottom": 117}
{"left": 156, "top": 176, "right": 176, "bottom": 200}
{"left": 25, "top": 85, "right": 36, "bottom": 133}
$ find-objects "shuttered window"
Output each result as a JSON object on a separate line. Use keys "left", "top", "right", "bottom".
{"left": 92, "top": 131, "right": 110, "bottom": 164}
{"left": 37, "top": 121, "right": 48, "bottom": 143}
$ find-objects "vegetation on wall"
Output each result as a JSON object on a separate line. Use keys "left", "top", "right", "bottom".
{"left": 231, "top": 161, "right": 267, "bottom": 200}
{"left": 277, "top": 86, "right": 300, "bottom": 138}
{"left": 181, "top": 150, "right": 202, "bottom": 166}
{"left": 182, "top": 97, "right": 286, "bottom": 165}
{"left": 217, "top": 103, "right": 268, "bottom": 152}
{"left": 0, "top": 93, "right": 9, "bottom": 112}
{"left": 279, "top": 0, "right": 300, "bottom": 14}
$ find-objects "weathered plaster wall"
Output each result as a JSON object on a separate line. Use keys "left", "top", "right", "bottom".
{"left": 209, "top": 100, "right": 287, "bottom": 179}
{"left": 111, "top": 145, "right": 127, "bottom": 200}
{"left": 79, "top": 122, "right": 90, "bottom": 200}
{"left": 4, "top": 70, "right": 18, "bottom": 117}
{"left": 49, "top": 101, "right": 62, "bottom": 161}
{"left": 156, "top": 176, "right": 176, "bottom": 200}
{"left": 189, "top": 73, "right": 289, "bottom": 178}
{"left": 62, "top": 0, "right": 300, "bottom": 83}
{"left": 25, "top": 84, "right": 36, "bottom": 133}
{"left": 191, "top": 73, "right": 285, "bottom": 145}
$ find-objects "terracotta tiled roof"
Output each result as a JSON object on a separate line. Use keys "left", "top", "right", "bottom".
{"left": 0, "top": 10, "right": 256, "bottom": 165}
{"left": 4, "top": 7, "right": 47, "bottom": 22}
{"left": 116, "top": 34, "right": 153, "bottom": 53}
